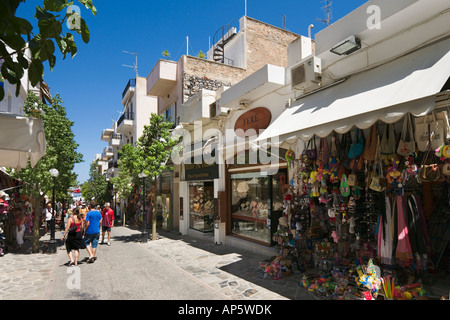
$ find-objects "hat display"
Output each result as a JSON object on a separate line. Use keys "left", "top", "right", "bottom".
{"left": 236, "top": 181, "right": 249, "bottom": 194}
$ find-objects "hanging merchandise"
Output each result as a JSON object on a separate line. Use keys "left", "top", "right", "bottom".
{"left": 362, "top": 124, "right": 379, "bottom": 162}
{"left": 415, "top": 111, "right": 445, "bottom": 152}
{"left": 306, "top": 136, "right": 317, "bottom": 160}
{"left": 285, "top": 148, "right": 295, "bottom": 168}
{"left": 441, "top": 145, "right": 450, "bottom": 158}
{"left": 397, "top": 114, "right": 416, "bottom": 157}
{"left": 380, "top": 123, "right": 396, "bottom": 164}
{"left": 443, "top": 161, "right": 450, "bottom": 177}
{"left": 339, "top": 132, "right": 351, "bottom": 169}
{"left": 369, "top": 136, "right": 387, "bottom": 192}
{"left": 348, "top": 128, "right": 365, "bottom": 159}
{"left": 260, "top": 112, "right": 449, "bottom": 300}
{"left": 432, "top": 108, "right": 450, "bottom": 140}
{"left": 395, "top": 195, "right": 414, "bottom": 268}
{"left": 340, "top": 174, "right": 351, "bottom": 197}
{"left": 318, "top": 137, "right": 330, "bottom": 170}
{"left": 417, "top": 125, "right": 441, "bottom": 183}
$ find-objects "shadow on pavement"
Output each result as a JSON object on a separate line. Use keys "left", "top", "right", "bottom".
{"left": 133, "top": 226, "right": 309, "bottom": 300}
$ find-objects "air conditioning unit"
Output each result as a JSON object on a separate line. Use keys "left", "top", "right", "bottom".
{"left": 291, "top": 56, "right": 322, "bottom": 92}
{"left": 210, "top": 100, "right": 230, "bottom": 119}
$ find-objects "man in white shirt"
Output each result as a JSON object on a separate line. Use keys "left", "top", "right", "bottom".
{"left": 44, "top": 203, "right": 53, "bottom": 234}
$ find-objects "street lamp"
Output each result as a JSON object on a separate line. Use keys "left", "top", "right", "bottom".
{"left": 48, "top": 168, "right": 59, "bottom": 254}
{"left": 112, "top": 184, "right": 117, "bottom": 224}
{"left": 138, "top": 172, "right": 147, "bottom": 242}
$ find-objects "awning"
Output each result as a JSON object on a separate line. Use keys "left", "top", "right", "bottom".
{"left": 256, "top": 36, "right": 450, "bottom": 143}
{"left": 0, "top": 112, "right": 46, "bottom": 169}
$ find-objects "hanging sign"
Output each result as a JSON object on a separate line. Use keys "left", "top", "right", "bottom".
{"left": 234, "top": 107, "right": 272, "bottom": 138}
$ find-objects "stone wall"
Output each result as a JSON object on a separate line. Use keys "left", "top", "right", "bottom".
{"left": 182, "top": 56, "right": 246, "bottom": 101}
{"left": 245, "top": 17, "right": 300, "bottom": 75}
{"left": 181, "top": 17, "right": 300, "bottom": 102}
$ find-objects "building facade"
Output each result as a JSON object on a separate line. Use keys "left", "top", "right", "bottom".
{"left": 146, "top": 16, "right": 300, "bottom": 247}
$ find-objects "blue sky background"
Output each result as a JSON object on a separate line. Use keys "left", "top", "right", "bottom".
{"left": 17, "top": 0, "right": 367, "bottom": 184}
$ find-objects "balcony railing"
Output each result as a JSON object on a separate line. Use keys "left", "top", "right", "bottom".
{"left": 103, "top": 146, "right": 113, "bottom": 155}
{"left": 117, "top": 111, "right": 134, "bottom": 128}
{"left": 122, "top": 78, "right": 136, "bottom": 99}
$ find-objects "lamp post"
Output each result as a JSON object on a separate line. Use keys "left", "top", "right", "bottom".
{"left": 112, "top": 184, "right": 117, "bottom": 223}
{"left": 48, "top": 168, "right": 59, "bottom": 254}
{"left": 138, "top": 172, "right": 147, "bottom": 242}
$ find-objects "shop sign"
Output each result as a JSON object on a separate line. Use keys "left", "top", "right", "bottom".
{"left": 185, "top": 163, "right": 219, "bottom": 181}
{"left": 234, "top": 107, "right": 272, "bottom": 138}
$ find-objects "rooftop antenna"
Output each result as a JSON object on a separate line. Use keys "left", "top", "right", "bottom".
{"left": 282, "top": 14, "right": 286, "bottom": 29}
{"left": 122, "top": 51, "right": 138, "bottom": 78}
{"left": 316, "top": 0, "right": 333, "bottom": 26}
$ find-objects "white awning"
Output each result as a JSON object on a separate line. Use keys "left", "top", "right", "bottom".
{"left": 0, "top": 112, "right": 46, "bottom": 169}
{"left": 256, "top": 36, "right": 450, "bottom": 143}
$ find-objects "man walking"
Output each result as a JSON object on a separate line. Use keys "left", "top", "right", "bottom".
{"left": 101, "top": 202, "right": 114, "bottom": 246}
{"left": 84, "top": 201, "right": 102, "bottom": 263}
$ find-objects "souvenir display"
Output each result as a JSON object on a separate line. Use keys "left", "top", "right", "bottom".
{"left": 189, "top": 182, "right": 214, "bottom": 232}
{"left": 258, "top": 113, "right": 450, "bottom": 300}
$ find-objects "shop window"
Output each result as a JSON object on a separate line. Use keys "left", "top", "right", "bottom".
{"left": 189, "top": 181, "right": 214, "bottom": 232}
{"left": 230, "top": 170, "right": 286, "bottom": 245}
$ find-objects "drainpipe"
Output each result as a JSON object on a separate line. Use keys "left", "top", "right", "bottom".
{"left": 308, "top": 24, "right": 314, "bottom": 39}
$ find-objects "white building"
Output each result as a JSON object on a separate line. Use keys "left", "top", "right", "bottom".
{"left": 175, "top": 0, "right": 450, "bottom": 255}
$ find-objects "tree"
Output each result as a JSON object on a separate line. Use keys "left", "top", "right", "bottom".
{"left": 161, "top": 49, "right": 170, "bottom": 60}
{"left": 11, "top": 91, "right": 83, "bottom": 252}
{"left": 197, "top": 50, "right": 205, "bottom": 59}
{"left": 118, "top": 114, "right": 178, "bottom": 240}
{"left": 0, "top": 0, "right": 97, "bottom": 100}
{"left": 81, "top": 161, "right": 110, "bottom": 205}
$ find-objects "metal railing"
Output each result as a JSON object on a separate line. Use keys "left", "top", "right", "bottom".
{"left": 117, "top": 111, "right": 134, "bottom": 128}
{"left": 104, "top": 146, "right": 113, "bottom": 154}
{"left": 112, "top": 133, "right": 122, "bottom": 140}
{"left": 122, "top": 78, "right": 136, "bottom": 99}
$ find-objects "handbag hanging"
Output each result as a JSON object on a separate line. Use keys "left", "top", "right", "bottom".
{"left": 306, "top": 136, "right": 317, "bottom": 160}
{"left": 348, "top": 128, "right": 364, "bottom": 159}
{"left": 369, "top": 136, "right": 387, "bottom": 192}
{"left": 318, "top": 137, "right": 330, "bottom": 168}
{"left": 340, "top": 132, "right": 351, "bottom": 168}
{"left": 363, "top": 124, "right": 378, "bottom": 162}
{"left": 380, "top": 123, "right": 396, "bottom": 163}
{"left": 414, "top": 111, "right": 445, "bottom": 152}
{"left": 397, "top": 114, "right": 416, "bottom": 157}
{"left": 418, "top": 123, "right": 441, "bottom": 183}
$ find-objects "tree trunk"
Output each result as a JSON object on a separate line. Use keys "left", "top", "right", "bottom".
{"left": 152, "top": 182, "right": 157, "bottom": 240}
{"left": 32, "top": 193, "right": 42, "bottom": 253}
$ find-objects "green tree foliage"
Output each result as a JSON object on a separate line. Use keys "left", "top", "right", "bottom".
{"left": 197, "top": 50, "right": 205, "bottom": 59}
{"left": 81, "top": 161, "right": 110, "bottom": 205}
{"left": 118, "top": 113, "right": 178, "bottom": 239}
{"left": 11, "top": 91, "right": 83, "bottom": 251}
{"left": 161, "top": 49, "right": 170, "bottom": 60}
{"left": 0, "top": 0, "right": 97, "bottom": 100}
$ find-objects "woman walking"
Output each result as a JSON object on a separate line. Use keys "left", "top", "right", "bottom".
{"left": 61, "top": 209, "right": 85, "bottom": 266}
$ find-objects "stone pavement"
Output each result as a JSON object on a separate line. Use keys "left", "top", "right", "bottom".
{"left": 146, "top": 229, "right": 317, "bottom": 300}
{"left": 0, "top": 225, "right": 318, "bottom": 300}
{"left": 0, "top": 230, "right": 58, "bottom": 300}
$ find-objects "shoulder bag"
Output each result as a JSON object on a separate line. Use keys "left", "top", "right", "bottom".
{"left": 306, "top": 137, "right": 317, "bottom": 160}
{"left": 418, "top": 124, "right": 441, "bottom": 183}
{"left": 414, "top": 111, "right": 445, "bottom": 152}
{"left": 397, "top": 114, "right": 416, "bottom": 157}
{"left": 348, "top": 128, "right": 364, "bottom": 159}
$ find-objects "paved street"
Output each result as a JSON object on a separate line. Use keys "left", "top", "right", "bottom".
{"left": 0, "top": 226, "right": 317, "bottom": 301}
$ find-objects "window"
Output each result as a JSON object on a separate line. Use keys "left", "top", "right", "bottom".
{"left": 189, "top": 182, "right": 214, "bottom": 232}
{"left": 230, "top": 170, "right": 287, "bottom": 245}
{"left": 165, "top": 103, "right": 176, "bottom": 125}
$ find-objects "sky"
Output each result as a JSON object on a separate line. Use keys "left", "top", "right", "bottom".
{"left": 17, "top": 0, "right": 368, "bottom": 184}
